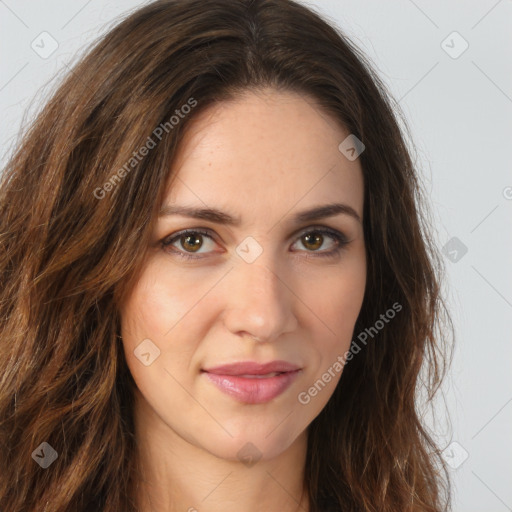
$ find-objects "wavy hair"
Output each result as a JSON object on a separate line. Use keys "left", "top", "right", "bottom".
{"left": 0, "top": 0, "right": 453, "bottom": 510}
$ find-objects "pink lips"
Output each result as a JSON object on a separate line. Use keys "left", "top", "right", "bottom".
{"left": 202, "top": 360, "right": 301, "bottom": 404}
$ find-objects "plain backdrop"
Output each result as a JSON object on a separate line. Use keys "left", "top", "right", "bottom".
{"left": 1, "top": 1, "right": 511, "bottom": 511}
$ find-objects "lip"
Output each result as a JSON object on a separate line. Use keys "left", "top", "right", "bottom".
{"left": 203, "top": 360, "right": 301, "bottom": 375}
{"left": 202, "top": 360, "right": 302, "bottom": 404}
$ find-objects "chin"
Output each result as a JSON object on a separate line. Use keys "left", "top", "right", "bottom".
{"left": 195, "top": 420, "right": 308, "bottom": 464}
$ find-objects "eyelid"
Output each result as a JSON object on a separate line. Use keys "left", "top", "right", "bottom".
{"left": 161, "top": 225, "right": 350, "bottom": 259}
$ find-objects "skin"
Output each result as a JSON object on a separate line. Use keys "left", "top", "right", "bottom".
{"left": 118, "top": 88, "right": 366, "bottom": 512}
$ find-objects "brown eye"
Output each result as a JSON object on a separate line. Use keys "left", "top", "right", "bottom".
{"left": 179, "top": 233, "right": 203, "bottom": 253}
{"left": 301, "top": 232, "right": 324, "bottom": 251}
{"left": 162, "top": 226, "right": 349, "bottom": 261}
{"left": 162, "top": 229, "right": 217, "bottom": 258}
{"left": 292, "top": 228, "right": 348, "bottom": 256}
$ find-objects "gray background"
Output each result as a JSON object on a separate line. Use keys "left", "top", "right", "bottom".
{"left": 1, "top": 1, "right": 511, "bottom": 510}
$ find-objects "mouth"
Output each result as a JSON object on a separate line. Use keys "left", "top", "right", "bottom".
{"left": 230, "top": 371, "right": 285, "bottom": 378}
{"left": 201, "top": 360, "right": 302, "bottom": 404}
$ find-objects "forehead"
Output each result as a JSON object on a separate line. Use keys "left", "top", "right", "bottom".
{"left": 163, "top": 89, "right": 364, "bottom": 219}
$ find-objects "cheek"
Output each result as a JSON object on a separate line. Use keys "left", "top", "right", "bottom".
{"left": 118, "top": 262, "right": 204, "bottom": 390}
{"left": 330, "top": 275, "right": 366, "bottom": 343}
{"left": 120, "top": 260, "right": 208, "bottom": 344}
{"left": 304, "top": 253, "right": 366, "bottom": 373}
{"left": 118, "top": 266, "right": 206, "bottom": 423}
{"left": 294, "top": 265, "right": 365, "bottom": 415}
{"left": 309, "top": 254, "right": 366, "bottom": 334}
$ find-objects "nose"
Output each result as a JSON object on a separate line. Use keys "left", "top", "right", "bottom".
{"left": 222, "top": 254, "right": 298, "bottom": 343}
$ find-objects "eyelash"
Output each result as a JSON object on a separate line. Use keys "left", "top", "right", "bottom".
{"left": 161, "top": 226, "right": 350, "bottom": 260}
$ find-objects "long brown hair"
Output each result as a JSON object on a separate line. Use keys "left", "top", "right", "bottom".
{"left": 0, "top": 0, "right": 453, "bottom": 510}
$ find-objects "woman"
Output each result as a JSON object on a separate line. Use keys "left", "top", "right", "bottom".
{"left": 0, "top": 0, "right": 453, "bottom": 510}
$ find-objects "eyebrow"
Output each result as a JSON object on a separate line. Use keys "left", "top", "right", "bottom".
{"left": 159, "top": 202, "right": 361, "bottom": 225}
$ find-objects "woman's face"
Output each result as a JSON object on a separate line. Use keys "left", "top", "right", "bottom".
{"left": 119, "top": 89, "right": 366, "bottom": 462}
